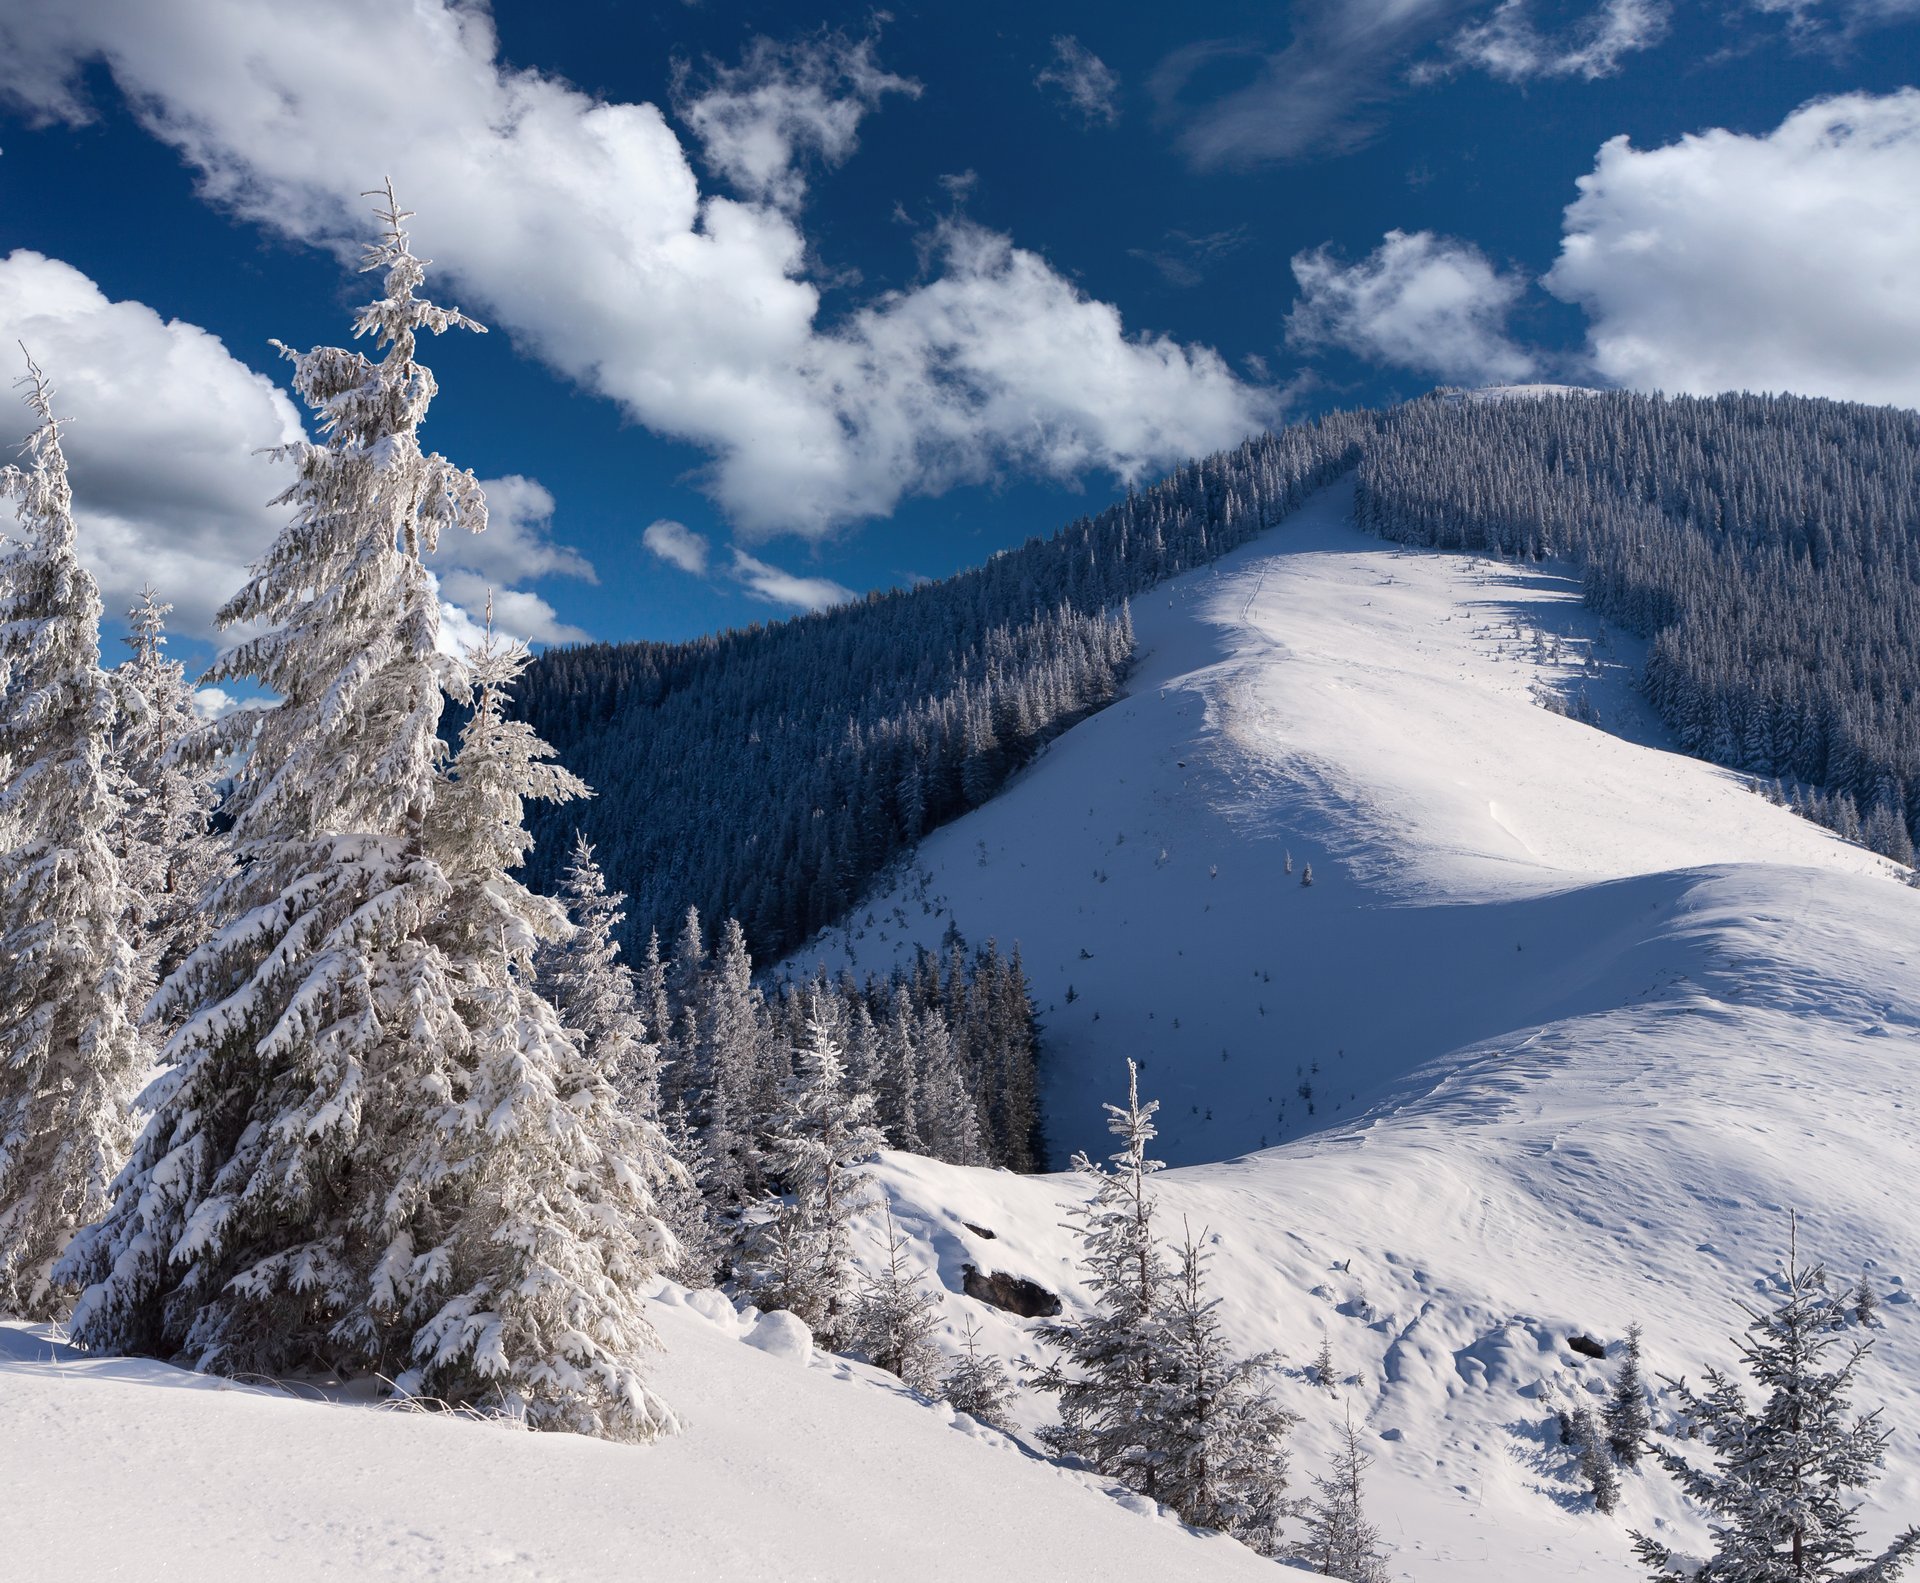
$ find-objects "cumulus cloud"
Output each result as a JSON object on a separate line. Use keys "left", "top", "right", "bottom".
{"left": 1154, "top": 0, "right": 1464, "bottom": 168}
{"left": 1286, "top": 229, "right": 1536, "bottom": 385}
{"left": 1544, "top": 90, "right": 1920, "bottom": 407}
{"left": 643, "top": 518, "right": 712, "bottom": 576}
{"left": 0, "top": 248, "right": 301, "bottom": 638}
{"left": 0, "top": 1, "right": 1273, "bottom": 544}
{"left": 1036, "top": 36, "right": 1121, "bottom": 126}
{"left": 677, "top": 31, "right": 918, "bottom": 211}
{"left": 425, "top": 472, "right": 595, "bottom": 645}
{"left": 1420, "top": 0, "right": 1669, "bottom": 82}
{"left": 729, "top": 548, "right": 854, "bottom": 612}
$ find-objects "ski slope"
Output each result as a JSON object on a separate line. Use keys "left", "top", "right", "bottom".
{"left": 786, "top": 477, "right": 1920, "bottom": 1578}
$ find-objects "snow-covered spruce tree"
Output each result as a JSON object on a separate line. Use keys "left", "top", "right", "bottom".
{"left": 1633, "top": 1231, "right": 1920, "bottom": 1582}
{"left": 1299, "top": 1407, "right": 1391, "bottom": 1583}
{"left": 111, "top": 586, "right": 227, "bottom": 990}
{"left": 1032, "top": 1058, "right": 1170, "bottom": 1497}
{"left": 541, "top": 832, "right": 658, "bottom": 1116}
{"left": 60, "top": 190, "right": 488, "bottom": 1371}
{"left": 1150, "top": 1225, "right": 1298, "bottom": 1555}
{"left": 944, "top": 1314, "right": 1016, "bottom": 1432}
{"left": 656, "top": 1099, "right": 726, "bottom": 1288}
{"left": 1574, "top": 1404, "right": 1621, "bottom": 1515}
{"left": 854, "top": 1203, "right": 943, "bottom": 1395}
{"left": 1315, "top": 1332, "right": 1338, "bottom": 1392}
{"left": 742, "top": 1003, "right": 884, "bottom": 1347}
{"left": 1608, "top": 1322, "right": 1652, "bottom": 1468}
{"left": 401, "top": 620, "right": 680, "bottom": 1440}
{"left": 0, "top": 356, "right": 145, "bottom": 1319}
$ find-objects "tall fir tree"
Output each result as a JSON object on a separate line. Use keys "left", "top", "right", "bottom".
{"left": 1634, "top": 1228, "right": 1920, "bottom": 1582}
{"left": 1608, "top": 1322, "right": 1652, "bottom": 1469}
{"left": 401, "top": 620, "right": 681, "bottom": 1439}
{"left": 61, "top": 189, "right": 488, "bottom": 1373}
{"left": 0, "top": 356, "right": 145, "bottom": 1318}
{"left": 1033, "top": 1059, "right": 1169, "bottom": 1496}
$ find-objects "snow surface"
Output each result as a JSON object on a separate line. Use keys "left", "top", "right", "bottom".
{"left": 9, "top": 479, "right": 1919, "bottom": 1579}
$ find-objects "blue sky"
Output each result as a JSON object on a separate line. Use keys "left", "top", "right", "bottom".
{"left": 1, "top": 0, "right": 1916, "bottom": 674}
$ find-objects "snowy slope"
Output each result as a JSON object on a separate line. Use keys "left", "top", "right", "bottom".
{"left": 0, "top": 1294, "right": 1277, "bottom": 1582}
{"left": 781, "top": 478, "right": 1920, "bottom": 1578}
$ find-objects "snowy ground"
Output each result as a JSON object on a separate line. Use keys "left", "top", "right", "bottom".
{"left": 8, "top": 480, "right": 1918, "bottom": 1578}
{"left": 789, "top": 479, "right": 1920, "bottom": 1578}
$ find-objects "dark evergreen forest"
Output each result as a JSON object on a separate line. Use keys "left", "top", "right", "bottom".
{"left": 518, "top": 390, "right": 1920, "bottom": 974}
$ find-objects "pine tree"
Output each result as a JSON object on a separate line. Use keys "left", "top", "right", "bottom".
{"left": 1151, "top": 1226, "right": 1298, "bottom": 1555}
{"left": 0, "top": 355, "right": 145, "bottom": 1319}
{"left": 944, "top": 1314, "right": 1016, "bottom": 1432}
{"left": 743, "top": 1004, "right": 884, "bottom": 1347}
{"left": 1608, "top": 1322, "right": 1652, "bottom": 1468}
{"left": 1854, "top": 1275, "right": 1878, "bottom": 1328}
{"left": 111, "top": 586, "right": 226, "bottom": 989}
{"left": 1633, "top": 1228, "right": 1920, "bottom": 1582}
{"left": 1299, "top": 1408, "right": 1391, "bottom": 1582}
{"left": 1032, "top": 1059, "right": 1169, "bottom": 1496}
{"left": 854, "top": 1204, "right": 944, "bottom": 1395}
{"left": 1574, "top": 1404, "right": 1621, "bottom": 1515}
{"left": 1315, "top": 1333, "right": 1338, "bottom": 1392}
{"left": 396, "top": 617, "right": 681, "bottom": 1439}
{"left": 61, "top": 189, "right": 487, "bottom": 1374}
{"left": 655, "top": 1100, "right": 726, "bottom": 1288}
{"left": 543, "top": 833, "right": 657, "bottom": 1116}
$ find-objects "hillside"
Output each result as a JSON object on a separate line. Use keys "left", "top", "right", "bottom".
{"left": 8, "top": 477, "right": 1918, "bottom": 1579}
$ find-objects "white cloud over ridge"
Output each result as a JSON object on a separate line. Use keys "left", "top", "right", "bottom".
{"left": 0, "top": 1, "right": 1274, "bottom": 545}
{"left": 1544, "top": 90, "right": 1920, "bottom": 408}
{"left": 1286, "top": 230, "right": 1536, "bottom": 385}
{"left": 729, "top": 549, "right": 854, "bottom": 612}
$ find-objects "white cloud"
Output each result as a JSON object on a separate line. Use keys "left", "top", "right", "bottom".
{"left": 1544, "top": 90, "right": 1920, "bottom": 407}
{"left": 1154, "top": 1, "right": 1461, "bottom": 168}
{"left": 677, "top": 31, "right": 918, "bottom": 211}
{"left": 729, "top": 548, "right": 854, "bottom": 612}
{"left": 1036, "top": 37, "right": 1121, "bottom": 127}
{"left": 424, "top": 472, "right": 594, "bottom": 645}
{"left": 1420, "top": 0, "right": 1669, "bottom": 82}
{"left": 643, "top": 518, "right": 712, "bottom": 576}
{"left": 0, "top": 2, "right": 1273, "bottom": 543}
{"left": 1745, "top": 0, "right": 1920, "bottom": 42}
{"left": 1286, "top": 229, "right": 1536, "bottom": 385}
{"left": 0, "top": 248, "right": 301, "bottom": 639}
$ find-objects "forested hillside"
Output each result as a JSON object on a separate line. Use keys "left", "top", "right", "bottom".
{"left": 521, "top": 389, "right": 1920, "bottom": 964}
{"left": 1359, "top": 392, "right": 1920, "bottom": 865}
{"left": 516, "top": 416, "right": 1369, "bottom": 959}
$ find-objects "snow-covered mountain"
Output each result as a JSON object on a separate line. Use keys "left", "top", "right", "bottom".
{"left": 8, "top": 478, "right": 1917, "bottom": 1578}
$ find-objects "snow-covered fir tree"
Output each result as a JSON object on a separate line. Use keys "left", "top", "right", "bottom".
{"left": 742, "top": 1004, "right": 885, "bottom": 1347}
{"left": 402, "top": 617, "right": 681, "bottom": 1440}
{"left": 542, "top": 832, "right": 658, "bottom": 1116}
{"left": 1150, "top": 1225, "right": 1297, "bottom": 1555}
{"left": 854, "top": 1203, "right": 944, "bottom": 1395}
{"left": 1573, "top": 1404, "right": 1620, "bottom": 1515}
{"left": 61, "top": 189, "right": 490, "bottom": 1372}
{"left": 944, "top": 1314, "right": 1016, "bottom": 1432}
{"left": 1299, "top": 1408, "right": 1391, "bottom": 1582}
{"left": 1033, "top": 1058, "right": 1169, "bottom": 1496}
{"left": 1315, "top": 1332, "right": 1338, "bottom": 1392}
{"left": 0, "top": 355, "right": 145, "bottom": 1319}
{"left": 699, "top": 916, "right": 764, "bottom": 1206}
{"left": 655, "top": 1099, "right": 726, "bottom": 1288}
{"left": 1607, "top": 1322, "right": 1651, "bottom": 1468}
{"left": 1633, "top": 1229, "right": 1920, "bottom": 1581}
{"left": 110, "top": 586, "right": 226, "bottom": 990}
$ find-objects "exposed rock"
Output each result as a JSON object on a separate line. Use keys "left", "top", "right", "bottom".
{"left": 962, "top": 1264, "right": 1062, "bottom": 1318}
{"left": 1567, "top": 1333, "right": 1606, "bottom": 1360}
{"left": 962, "top": 1221, "right": 997, "bottom": 1240}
